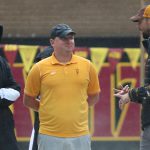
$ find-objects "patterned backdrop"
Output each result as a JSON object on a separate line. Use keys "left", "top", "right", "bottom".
{"left": 0, "top": 44, "right": 144, "bottom": 142}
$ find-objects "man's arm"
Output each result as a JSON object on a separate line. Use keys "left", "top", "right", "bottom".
{"left": 0, "top": 88, "right": 20, "bottom": 101}
{"left": 128, "top": 86, "right": 150, "bottom": 104}
{"left": 114, "top": 85, "right": 150, "bottom": 110}
{"left": 23, "top": 94, "right": 39, "bottom": 112}
{"left": 87, "top": 93, "right": 100, "bottom": 106}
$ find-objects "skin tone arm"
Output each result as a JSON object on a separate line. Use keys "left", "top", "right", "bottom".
{"left": 23, "top": 94, "right": 39, "bottom": 112}
{"left": 87, "top": 93, "right": 100, "bottom": 106}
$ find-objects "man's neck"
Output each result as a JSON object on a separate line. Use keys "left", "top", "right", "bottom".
{"left": 54, "top": 51, "right": 72, "bottom": 63}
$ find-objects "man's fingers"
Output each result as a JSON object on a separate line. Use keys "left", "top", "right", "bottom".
{"left": 119, "top": 84, "right": 123, "bottom": 90}
{"left": 114, "top": 85, "right": 130, "bottom": 95}
{"left": 114, "top": 88, "right": 128, "bottom": 95}
{"left": 113, "top": 88, "right": 121, "bottom": 93}
{"left": 125, "top": 87, "right": 129, "bottom": 93}
{"left": 122, "top": 85, "right": 129, "bottom": 92}
{"left": 114, "top": 93, "right": 122, "bottom": 98}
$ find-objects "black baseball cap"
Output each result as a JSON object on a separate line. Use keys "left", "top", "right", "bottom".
{"left": 0, "top": 25, "right": 3, "bottom": 43}
{"left": 50, "top": 24, "right": 76, "bottom": 39}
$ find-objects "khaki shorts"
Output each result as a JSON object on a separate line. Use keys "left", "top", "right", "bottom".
{"left": 38, "top": 134, "right": 91, "bottom": 150}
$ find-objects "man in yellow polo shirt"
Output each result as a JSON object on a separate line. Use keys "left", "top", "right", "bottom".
{"left": 23, "top": 24, "right": 100, "bottom": 150}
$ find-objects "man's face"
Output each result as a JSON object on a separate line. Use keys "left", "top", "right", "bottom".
{"left": 138, "top": 18, "right": 150, "bottom": 35}
{"left": 51, "top": 34, "right": 75, "bottom": 53}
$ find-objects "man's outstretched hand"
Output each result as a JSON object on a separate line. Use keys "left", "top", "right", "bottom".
{"left": 114, "top": 85, "right": 131, "bottom": 110}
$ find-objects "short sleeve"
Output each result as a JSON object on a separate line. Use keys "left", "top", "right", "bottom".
{"left": 87, "top": 62, "right": 100, "bottom": 95}
{"left": 24, "top": 64, "right": 41, "bottom": 97}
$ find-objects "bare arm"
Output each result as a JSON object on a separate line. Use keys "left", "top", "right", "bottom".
{"left": 23, "top": 94, "right": 39, "bottom": 112}
{"left": 87, "top": 93, "right": 100, "bottom": 106}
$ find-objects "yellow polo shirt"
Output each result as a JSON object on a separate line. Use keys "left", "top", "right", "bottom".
{"left": 24, "top": 54, "right": 100, "bottom": 137}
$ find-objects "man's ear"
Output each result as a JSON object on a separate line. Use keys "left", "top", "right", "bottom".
{"left": 0, "top": 25, "right": 3, "bottom": 43}
{"left": 50, "top": 39, "right": 54, "bottom": 47}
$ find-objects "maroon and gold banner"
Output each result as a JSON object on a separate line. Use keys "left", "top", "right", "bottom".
{"left": 0, "top": 45, "right": 142, "bottom": 142}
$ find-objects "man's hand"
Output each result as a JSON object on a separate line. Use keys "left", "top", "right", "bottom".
{"left": 114, "top": 92, "right": 131, "bottom": 110}
{"left": 114, "top": 85, "right": 131, "bottom": 110}
{"left": 23, "top": 94, "right": 39, "bottom": 112}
